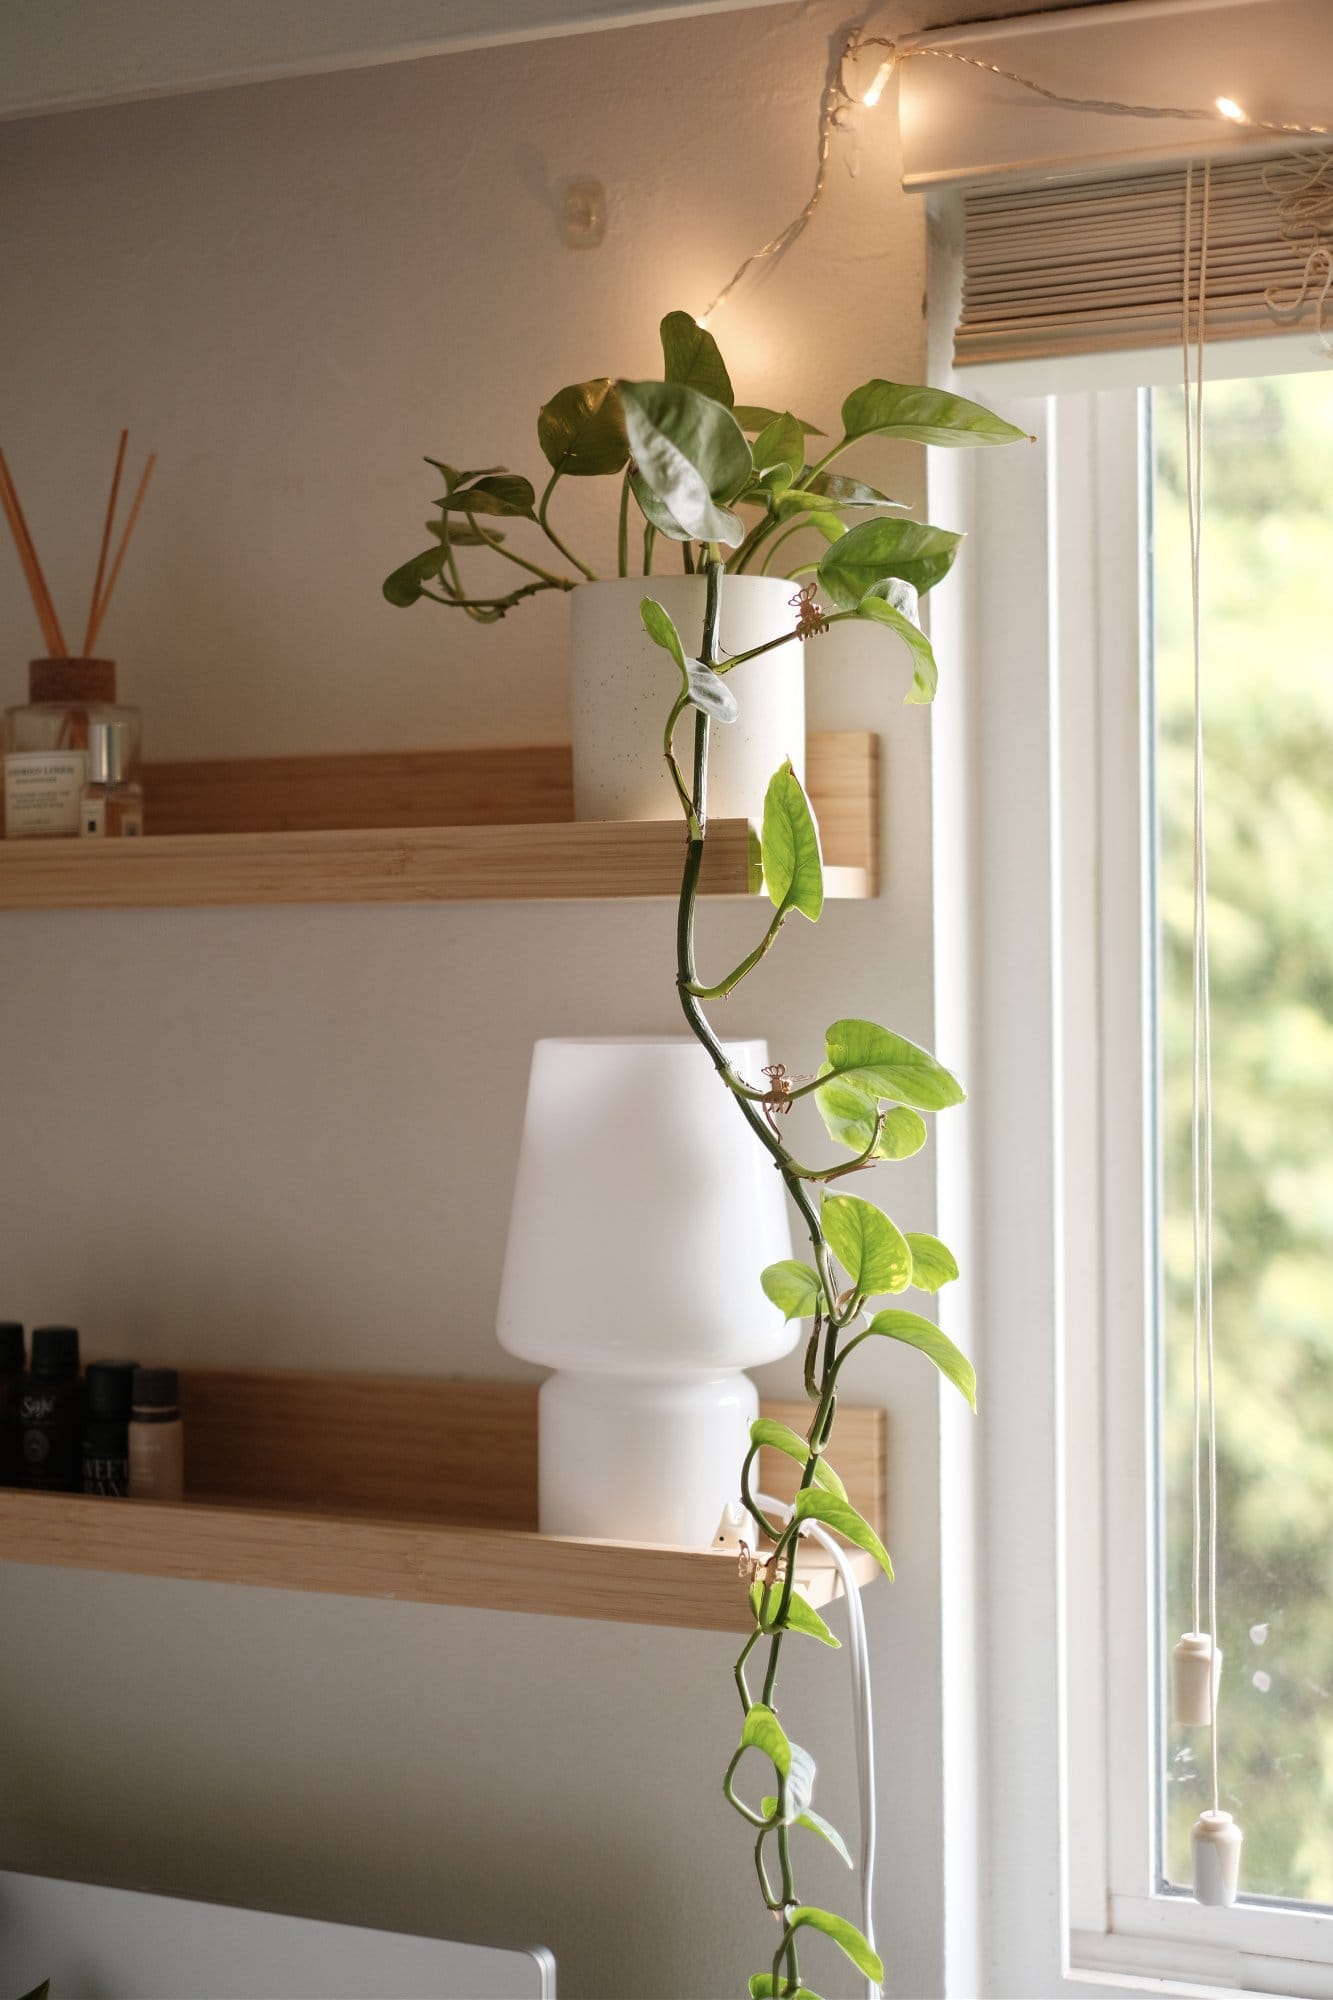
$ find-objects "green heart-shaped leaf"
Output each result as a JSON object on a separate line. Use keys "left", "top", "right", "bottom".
{"left": 760, "top": 1798, "right": 853, "bottom": 1866}
{"left": 803, "top": 470, "right": 906, "bottom": 509}
{"left": 660, "top": 310, "right": 734, "bottom": 406}
{"left": 821, "top": 1191, "right": 912, "bottom": 1297}
{"left": 382, "top": 546, "right": 449, "bottom": 607}
{"left": 751, "top": 1581, "right": 841, "bottom": 1647}
{"left": 439, "top": 472, "right": 536, "bottom": 517}
{"left": 740, "top": 1702, "right": 791, "bottom": 1777}
{"left": 817, "top": 518, "right": 963, "bottom": 608}
{"left": 748, "top": 1978, "right": 826, "bottom": 1999}
{"left": 792, "top": 1488, "right": 894, "bottom": 1579}
{"left": 537, "top": 378, "right": 630, "bottom": 477}
{"left": 640, "top": 598, "right": 737, "bottom": 722}
{"left": 762, "top": 761, "right": 824, "bottom": 922}
{"left": 734, "top": 404, "right": 825, "bottom": 437}
{"left": 854, "top": 588, "right": 939, "bottom": 704}
{"left": 752, "top": 412, "right": 806, "bottom": 485}
{"left": 759, "top": 1261, "right": 824, "bottom": 1323}
{"left": 840, "top": 379, "right": 1030, "bottom": 450}
{"left": 823, "top": 1018, "right": 965, "bottom": 1112}
{"left": 787, "top": 1906, "right": 884, "bottom": 1983}
{"left": 905, "top": 1232, "right": 960, "bottom": 1292}
{"left": 813, "top": 1070, "right": 928, "bottom": 1160}
{"left": 639, "top": 597, "right": 738, "bottom": 722}
{"left": 618, "top": 378, "right": 751, "bottom": 545}
{"left": 749, "top": 1416, "right": 847, "bottom": 1501}
{"left": 864, "top": 1308, "right": 976, "bottom": 1410}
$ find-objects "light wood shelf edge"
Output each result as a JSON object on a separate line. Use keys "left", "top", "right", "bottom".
{"left": 0, "top": 1492, "right": 882, "bottom": 1632}
{"left": 0, "top": 732, "right": 878, "bottom": 910}
{"left": 0, "top": 1373, "right": 887, "bottom": 1633}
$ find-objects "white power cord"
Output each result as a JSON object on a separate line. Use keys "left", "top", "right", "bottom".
{"left": 755, "top": 1491, "right": 879, "bottom": 2000}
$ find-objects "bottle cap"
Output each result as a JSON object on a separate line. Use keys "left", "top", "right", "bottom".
{"left": 0, "top": 1323, "right": 24, "bottom": 1372}
{"left": 87, "top": 720, "right": 128, "bottom": 787}
{"left": 132, "top": 1366, "right": 179, "bottom": 1412}
{"left": 30, "top": 1325, "right": 80, "bottom": 1377}
{"left": 85, "top": 1359, "right": 139, "bottom": 1418}
{"left": 29, "top": 657, "right": 117, "bottom": 704}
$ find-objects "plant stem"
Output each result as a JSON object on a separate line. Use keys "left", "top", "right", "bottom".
{"left": 419, "top": 581, "right": 564, "bottom": 610}
{"left": 759, "top": 518, "right": 818, "bottom": 576}
{"left": 643, "top": 521, "right": 657, "bottom": 575}
{"left": 720, "top": 609, "right": 858, "bottom": 675}
{"left": 617, "top": 471, "right": 631, "bottom": 579}
{"left": 463, "top": 511, "right": 575, "bottom": 588}
{"left": 685, "top": 907, "right": 786, "bottom": 1000}
{"left": 537, "top": 471, "right": 596, "bottom": 581}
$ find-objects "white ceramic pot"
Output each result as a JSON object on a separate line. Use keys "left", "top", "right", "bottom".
{"left": 569, "top": 574, "right": 805, "bottom": 823}
{"left": 497, "top": 1036, "right": 797, "bottom": 1545}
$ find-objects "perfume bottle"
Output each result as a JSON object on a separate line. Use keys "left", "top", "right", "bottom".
{"left": 4, "top": 658, "right": 141, "bottom": 840}
{"left": 19, "top": 1324, "right": 82, "bottom": 1491}
{"left": 0, "top": 1323, "right": 24, "bottom": 1487}
{"left": 80, "top": 719, "right": 144, "bottom": 837}
{"left": 81, "top": 1359, "right": 139, "bottom": 1496}
{"left": 128, "top": 1368, "right": 184, "bottom": 1500}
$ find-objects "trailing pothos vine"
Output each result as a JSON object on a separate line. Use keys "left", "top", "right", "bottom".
{"left": 386, "top": 315, "right": 1025, "bottom": 1997}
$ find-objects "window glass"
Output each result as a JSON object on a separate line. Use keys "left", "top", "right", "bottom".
{"left": 1154, "top": 373, "right": 1333, "bottom": 1903}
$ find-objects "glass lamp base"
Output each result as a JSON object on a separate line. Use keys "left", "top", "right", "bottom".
{"left": 538, "top": 1368, "right": 758, "bottom": 1548}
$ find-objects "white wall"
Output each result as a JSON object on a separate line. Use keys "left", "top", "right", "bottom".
{"left": 0, "top": 11, "right": 963, "bottom": 1996}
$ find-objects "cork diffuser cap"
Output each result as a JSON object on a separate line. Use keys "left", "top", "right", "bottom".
{"left": 29, "top": 658, "right": 116, "bottom": 704}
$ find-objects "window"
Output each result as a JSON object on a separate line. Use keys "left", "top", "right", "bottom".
{"left": 1154, "top": 373, "right": 1333, "bottom": 1912}
{"left": 936, "top": 351, "right": 1333, "bottom": 1999}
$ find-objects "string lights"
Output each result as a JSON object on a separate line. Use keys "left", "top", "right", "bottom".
{"left": 696, "top": 25, "right": 1332, "bottom": 325}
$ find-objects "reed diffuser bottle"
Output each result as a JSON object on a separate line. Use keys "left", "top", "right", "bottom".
{"left": 0, "top": 433, "right": 153, "bottom": 839}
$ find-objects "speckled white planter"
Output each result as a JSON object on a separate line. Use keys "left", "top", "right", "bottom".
{"left": 570, "top": 575, "right": 805, "bottom": 823}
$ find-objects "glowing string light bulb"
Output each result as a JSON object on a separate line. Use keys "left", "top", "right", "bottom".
{"left": 1215, "top": 96, "right": 1248, "bottom": 123}
{"left": 862, "top": 55, "right": 895, "bottom": 109}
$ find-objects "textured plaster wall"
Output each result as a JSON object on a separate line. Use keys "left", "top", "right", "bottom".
{"left": 0, "top": 8, "right": 954, "bottom": 1996}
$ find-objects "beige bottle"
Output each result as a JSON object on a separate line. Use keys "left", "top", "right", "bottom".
{"left": 128, "top": 1367, "right": 184, "bottom": 1500}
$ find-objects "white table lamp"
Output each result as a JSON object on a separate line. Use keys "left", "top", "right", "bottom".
{"left": 497, "top": 1036, "right": 797, "bottom": 1546}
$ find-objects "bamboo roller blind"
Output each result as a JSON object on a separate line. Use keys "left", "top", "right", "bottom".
{"left": 954, "top": 149, "right": 1333, "bottom": 367}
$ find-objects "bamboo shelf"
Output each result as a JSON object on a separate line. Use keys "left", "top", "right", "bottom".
{"left": 0, "top": 734, "right": 878, "bottom": 910}
{"left": 0, "top": 1369, "right": 886, "bottom": 1633}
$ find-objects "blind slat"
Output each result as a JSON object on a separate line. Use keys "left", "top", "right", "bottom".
{"left": 956, "top": 149, "right": 1333, "bottom": 368}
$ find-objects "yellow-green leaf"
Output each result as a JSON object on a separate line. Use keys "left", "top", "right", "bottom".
{"left": 749, "top": 1417, "right": 847, "bottom": 1500}
{"left": 905, "top": 1232, "right": 960, "bottom": 1292}
{"left": 822, "top": 1191, "right": 912, "bottom": 1297}
{"left": 751, "top": 1582, "right": 841, "bottom": 1647}
{"left": 823, "top": 1018, "right": 965, "bottom": 1112}
{"left": 865, "top": 1307, "right": 977, "bottom": 1410}
{"left": 813, "top": 1069, "right": 928, "bottom": 1160}
{"left": 762, "top": 760, "right": 824, "bottom": 921}
{"left": 760, "top": 1261, "right": 824, "bottom": 1322}
{"left": 788, "top": 1905, "right": 884, "bottom": 1983}
{"left": 792, "top": 1487, "right": 894, "bottom": 1579}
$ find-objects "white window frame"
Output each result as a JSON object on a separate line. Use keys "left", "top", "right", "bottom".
{"left": 930, "top": 343, "right": 1333, "bottom": 2000}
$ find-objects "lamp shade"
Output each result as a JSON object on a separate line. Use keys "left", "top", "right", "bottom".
{"left": 497, "top": 1037, "right": 796, "bottom": 1377}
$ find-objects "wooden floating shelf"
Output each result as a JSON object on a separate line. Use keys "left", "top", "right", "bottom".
{"left": 0, "top": 734, "right": 878, "bottom": 910}
{"left": 0, "top": 1369, "right": 886, "bottom": 1634}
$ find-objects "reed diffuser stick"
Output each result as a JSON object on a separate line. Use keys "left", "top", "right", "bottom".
{"left": 0, "top": 450, "right": 67, "bottom": 656}
{"left": 87, "top": 453, "right": 156, "bottom": 655}
{"left": 83, "top": 429, "right": 128, "bottom": 656}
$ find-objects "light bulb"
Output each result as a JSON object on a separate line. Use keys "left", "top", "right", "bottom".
{"left": 1215, "top": 96, "right": 1248, "bottom": 123}
{"left": 863, "top": 57, "right": 895, "bottom": 109}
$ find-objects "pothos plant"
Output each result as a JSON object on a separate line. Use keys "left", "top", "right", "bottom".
{"left": 387, "top": 315, "right": 1025, "bottom": 1999}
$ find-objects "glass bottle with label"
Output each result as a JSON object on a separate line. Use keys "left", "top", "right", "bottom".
{"left": 3, "top": 658, "right": 141, "bottom": 840}
{"left": 19, "top": 1325, "right": 82, "bottom": 1491}
{"left": 128, "top": 1368, "right": 184, "bottom": 1500}
{"left": 80, "top": 720, "right": 144, "bottom": 837}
